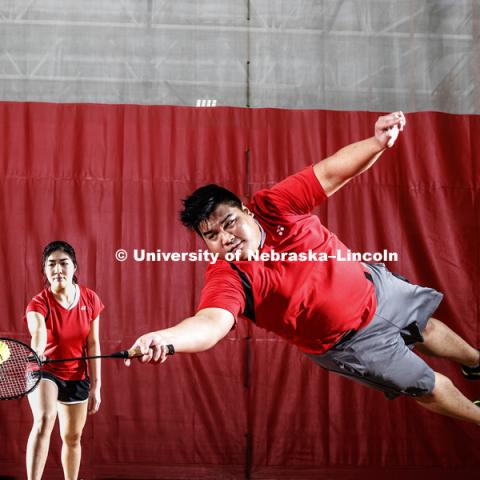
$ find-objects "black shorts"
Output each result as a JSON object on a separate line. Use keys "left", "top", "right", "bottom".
{"left": 41, "top": 371, "right": 90, "bottom": 404}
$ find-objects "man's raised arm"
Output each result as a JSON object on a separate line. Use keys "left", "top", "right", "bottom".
{"left": 314, "top": 111, "right": 406, "bottom": 196}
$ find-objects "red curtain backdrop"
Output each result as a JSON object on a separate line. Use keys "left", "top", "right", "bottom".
{"left": 0, "top": 102, "right": 478, "bottom": 479}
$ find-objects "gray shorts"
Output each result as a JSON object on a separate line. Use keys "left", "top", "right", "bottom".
{"left": 306, "top": 263, "right": 444, "bottom": 399}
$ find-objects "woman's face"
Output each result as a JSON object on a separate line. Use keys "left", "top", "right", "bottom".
{"left": 44, "top": 250, "right": 76, "bottom": 289}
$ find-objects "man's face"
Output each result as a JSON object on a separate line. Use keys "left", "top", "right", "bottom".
{"left": 199, "top": 203, "right": 261, "bottom": 260}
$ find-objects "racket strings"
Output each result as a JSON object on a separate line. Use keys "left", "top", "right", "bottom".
{"left": 0, "top": 340, "right": 40, "bottom": 399}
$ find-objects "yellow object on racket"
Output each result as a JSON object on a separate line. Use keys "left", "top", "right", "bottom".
{"left": 0, "top": 340, "right": 11, "bottom": 364}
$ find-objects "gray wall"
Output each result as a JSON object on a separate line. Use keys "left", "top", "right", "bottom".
{"left": 0, "top": 0, "right": 478, "bottom": 113}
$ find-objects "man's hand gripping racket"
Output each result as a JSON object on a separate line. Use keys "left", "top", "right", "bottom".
{"left": 124, "top": 332, "right": 175, "bottom": 366}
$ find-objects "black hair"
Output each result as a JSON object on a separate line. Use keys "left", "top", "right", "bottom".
{"left": 180, "top": 184, "right": 242, "bottom": 234}
{"left": 42, "top": 240, "right": 78, "bottom": 284}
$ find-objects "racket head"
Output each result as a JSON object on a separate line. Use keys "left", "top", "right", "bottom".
{"left": 0, "top": 338, "right": 42, "bottom": 400}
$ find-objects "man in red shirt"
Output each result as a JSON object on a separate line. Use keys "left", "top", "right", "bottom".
{"left": 128, "top": 112, "right": 480, "bottom": 424}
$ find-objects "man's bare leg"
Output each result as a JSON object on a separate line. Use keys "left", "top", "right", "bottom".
{"left": 415, "top": 372, "right": 480, "bottom": 424}
{"left": 416, "top": 318, "right": 480, "bottom": 367}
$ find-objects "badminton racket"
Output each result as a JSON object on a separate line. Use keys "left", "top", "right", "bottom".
{"left": 0, "top": 337, "right": 174, "bottom": 400}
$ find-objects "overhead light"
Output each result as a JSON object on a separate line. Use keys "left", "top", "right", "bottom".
{"left": 196, "top": 99, "right": 217, "bottom": 107}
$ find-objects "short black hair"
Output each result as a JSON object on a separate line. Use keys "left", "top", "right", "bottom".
{"left": 180, "top": 184, "right": 242, "bottom": 234}
{"left": 42, "top": 240, "right": 78, "bottom": 284}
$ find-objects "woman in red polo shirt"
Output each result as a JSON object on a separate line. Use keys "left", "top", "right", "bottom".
{"left": 25, "top": 240, "right": 104, "bottom": 480}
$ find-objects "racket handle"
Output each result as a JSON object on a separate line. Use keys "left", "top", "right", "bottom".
{"left": 123, "top": 344, "right": 175, "bottom": 359}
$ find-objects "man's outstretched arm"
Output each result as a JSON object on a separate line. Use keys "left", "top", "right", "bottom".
{"left": 125, "top": 308, "right": 235, "bottom": 365}
{"left": 314, "top": 111, "right": 406, "bottom": 196}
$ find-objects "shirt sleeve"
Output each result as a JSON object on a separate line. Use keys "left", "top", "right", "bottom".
{"left": 25, "top": 292, "right": 48, "bottom": 320}
{"left": 86, "top": 288, "right": 105, "bottom": 321}
{"left": 197, "top": 263, "right": 245, "bottom": 322}
{"left": 253, "top": 166, "right": 327, "bottom": 217}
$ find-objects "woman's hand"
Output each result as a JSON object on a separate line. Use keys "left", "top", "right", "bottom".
{"left": 88, "top": 384, "right": 101, "bottom": 415}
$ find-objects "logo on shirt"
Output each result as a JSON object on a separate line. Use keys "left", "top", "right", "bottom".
{"left": 80, "top": 306, "right": 87, "bottom": 311}
{"left": 276, "top": 225, "right": 285, "bottom": 236}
